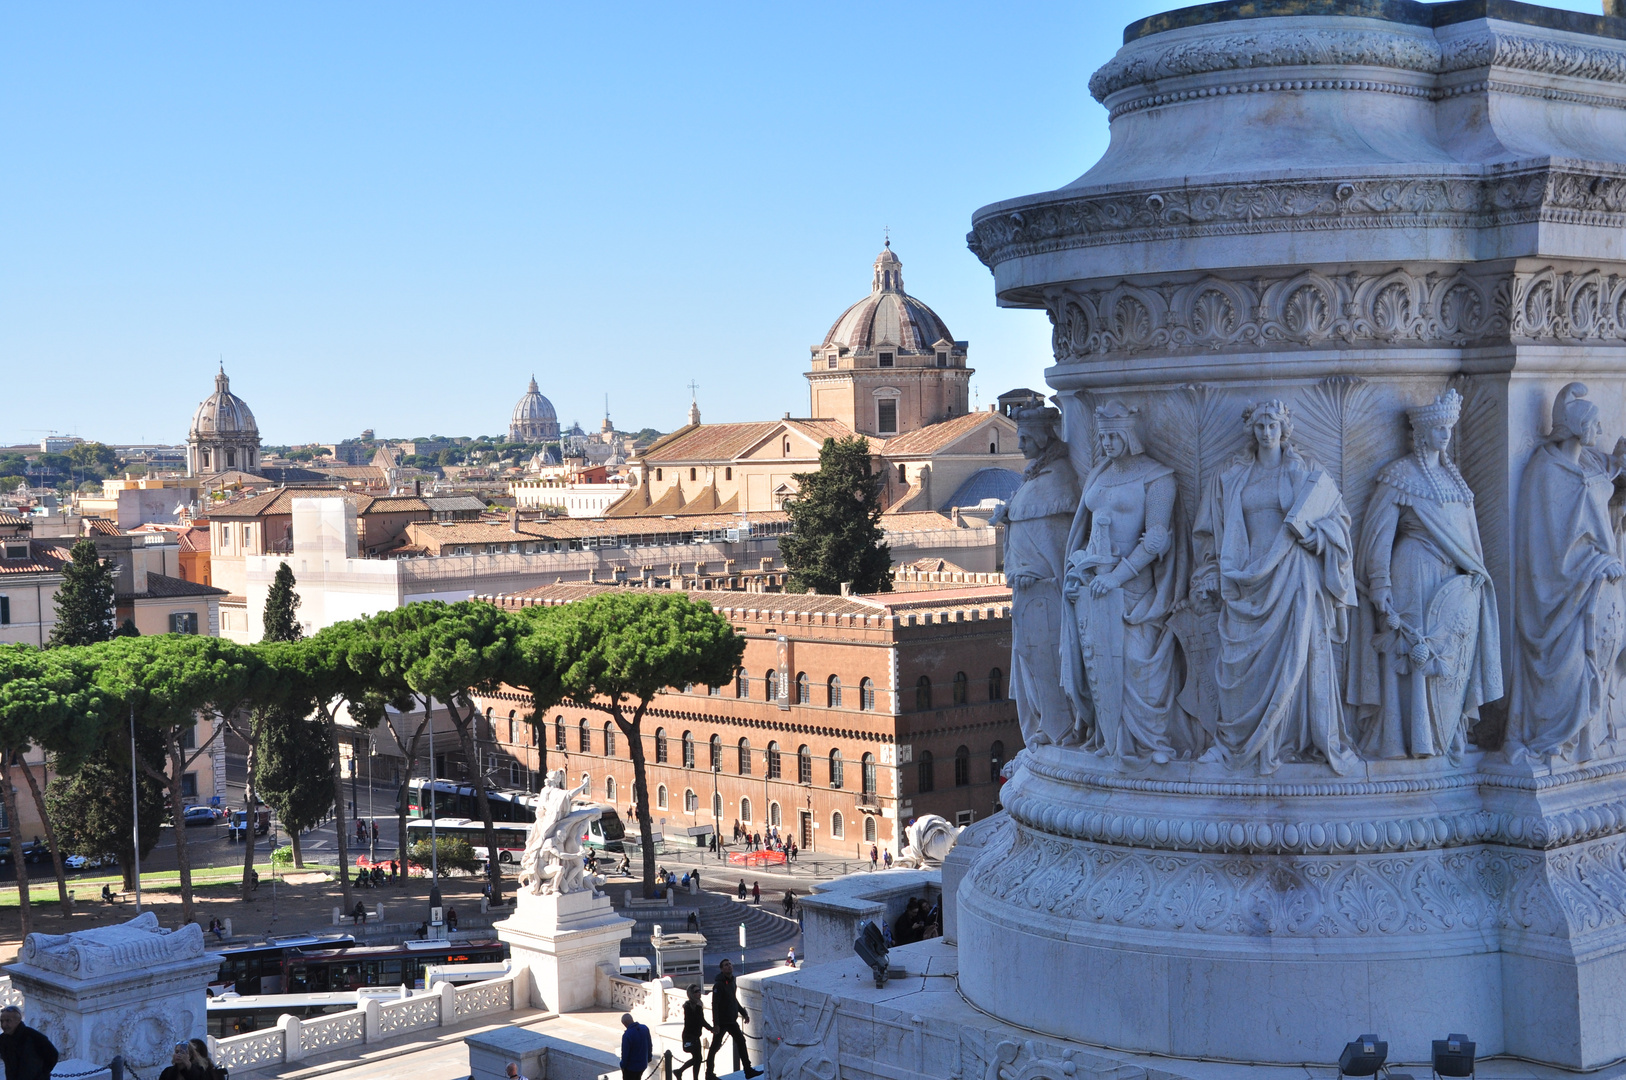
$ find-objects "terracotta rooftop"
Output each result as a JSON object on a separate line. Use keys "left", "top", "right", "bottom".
{"left": 638, "top": 419, "right": 880, "bottom": 465}
{"left": 880, "top": 410, "right": 1013, "bottom": 456}
{"left": 83, "top": 518, "right": 123, "bottom": 536}
{"left": 210, "top": 488, "right": 430, "bottom": 519}
{"left": 123, "top": 573, "right": 229, "bottom": 601}
{"left": 491, "top": 580, "right": 1010, "bottom": 620}
{"left": 0, "top": 542, "right": 69, "bottom": 576}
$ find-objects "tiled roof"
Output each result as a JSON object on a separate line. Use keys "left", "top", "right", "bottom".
{"left": 83, "top": 518, "right": 123, "bottom": 536}
{"left": 639, "top": 422, "right": 783, "bottom": 464}
{"left": 498, "top": 582, "right": 879, "bottom": 616}
{"left": 879, "top": 510, "right": 957, "bottom": 526}
{"left": 0, "top": 542, "right": 69, "bottom": 576}
{"left": 880, "top": 411, "right": 1014, "bottom": 457}
{"left": 125, "top": 573, "right": 229, "bottom": 600}
{"left": 0, "top": 512, "right": 28, "bottom": 527}
{"left": 210, "top": 488, "right": 429, "bottom": 519}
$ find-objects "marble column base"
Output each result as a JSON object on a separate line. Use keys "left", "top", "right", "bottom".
{"left": 494, "top": 888, "right": 633, "bottom": 1013}
{"left": 953, "top": 746, "right": 1626, "bottom": 1070}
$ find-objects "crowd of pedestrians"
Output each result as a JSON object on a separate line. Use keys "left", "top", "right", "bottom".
{"left": 728, "top": 821, "right": 798, "bottom": 861}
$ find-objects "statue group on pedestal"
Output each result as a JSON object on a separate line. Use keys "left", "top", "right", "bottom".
{"left": 1005, "top": 381, "right": 1626, "bottom": 774}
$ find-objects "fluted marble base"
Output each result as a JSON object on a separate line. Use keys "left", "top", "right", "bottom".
{"left": 953, "top": 746, "right": 1626, "bottom": 1070}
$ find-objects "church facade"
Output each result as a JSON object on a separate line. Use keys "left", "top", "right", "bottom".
{"left": 187, "top": 367, "right": 261, "bottom": 477}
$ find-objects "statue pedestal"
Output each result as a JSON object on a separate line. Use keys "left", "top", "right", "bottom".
{"left": 495, "top": 888, "right": 632, "bottom": 1013}
{"left": 2, "top": 911, "right": 219, "bottom": 1071}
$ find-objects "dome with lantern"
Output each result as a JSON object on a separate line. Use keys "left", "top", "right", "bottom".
{"left": 510, "top": 377, "right": 561, "bottom": 443}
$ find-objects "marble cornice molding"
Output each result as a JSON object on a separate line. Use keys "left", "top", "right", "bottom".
{"left": 967, "top": 168, "right": 1626, "bottom": 271}
{"left": 1003, "top": 751, "right": 1626, "bottom": 856}
{"left": 1089, "top": 24, "right": 1626, "bottom": 107}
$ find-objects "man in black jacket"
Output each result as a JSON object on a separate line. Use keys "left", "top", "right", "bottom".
{"left": 0, "top": 1006, "right": 58, "bottom": 1080}
{"left": 704, "top": 959, "right": 761, "bottom": 1079}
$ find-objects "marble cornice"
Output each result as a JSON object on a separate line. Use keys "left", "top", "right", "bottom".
{"left": 968, "top": 167, "right": 1626, "bottom": 273}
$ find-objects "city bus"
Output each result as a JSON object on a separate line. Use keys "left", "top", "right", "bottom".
{"left": 406, "top": 779, "right": 536, "bottom": 822}
{"left": 404, "top": 817, "right": 527, "bottom": 866}
{"left": 209, "top": 934, "right": 357, "bottom": 996}
{"left": 206, "top": 992, "right": 359, "bottom": 1038}
{"left": 283, "top": 940, "right": 507, "bottom": 993}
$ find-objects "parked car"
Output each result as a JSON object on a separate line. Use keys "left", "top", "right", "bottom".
{"left": 0, "top": 840, "right": 46, "bottom": 865}
{"left": 65, "top": 853, "right": 111, "bottom": 870}
{"left": 183, "top": 806, "right": 220, "bottom": 827}
{"left": 228, "top": 806, "right": 271, "bottom": 841}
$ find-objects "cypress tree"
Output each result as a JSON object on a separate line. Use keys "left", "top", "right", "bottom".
{"left": 49, "top": 539, "right": 117, "bottom": 646}
{"left": 780, "top": 436, "right": 892, "bottom": 594}
{"left": 262, "top": 562, "right": 302, "bottom": 643}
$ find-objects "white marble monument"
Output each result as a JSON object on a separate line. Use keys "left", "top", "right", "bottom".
{"left": 495, "top": 769, "right": 632, "bottom": 1013}
{"left": 756, "top": 1, "right": 1626, "bottom": 1075}
{"left": 3, "top": 911, "right": 219, "bottom": 1071}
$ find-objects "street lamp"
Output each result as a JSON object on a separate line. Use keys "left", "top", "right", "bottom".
{"left": 711, "top": 764, "right": 721, "bottom": 861}
{"left": 427, "top": 698, "right": 441, "bottom": 938}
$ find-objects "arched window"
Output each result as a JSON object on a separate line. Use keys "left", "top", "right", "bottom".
{"left": 952, "top": 671, "right": 968, "bottom": 705}
{"left": 554, "top": 716, "right": 567, "bottom": 751}
{"left": 603, "top": 722, "right": 616, "bottom": 757}
{"left": 738, "top": 738, "right": 752, "bottom": 775}
{"left": 684, "top": 789, "right": 698, "bottom": 813}
{"left": 990, "top": 740, "right": 1006, "bottom": 782}
{"left": 864, "top": 816, "right": 877, "bottom": 843}
{"left": 709, "top": 734, "right": 722, "bottom": 771}
{"left": 766, "top": 741, "right": 781, "bottom": 779}
{"left": 831, "top": 811, "right": 844, "bottom": 839}
{"left": 689, "top": 467, "right": 697, "bottom": 481}
{"left": 989, "top": 667, "right": 1005, "bottom": 701}
{"left": 712, "top": 791, "right": 722, "bottom": 818}
{"left": 796, "top": 672, "right": 810, "bottom": 704}
{"left": 682, "top": 731, "right": 695, "bottom": 769}
{"left": 606, "top": 776, "right": 618, "bottom": 802}
{"left": 829, "top": 749, "right": 844, "bottom": 789}
{"left": 861, "top": 752, "right": 876, "bottom": 796}
{"left": 798, "top": 745, "right": 812, "bottom": 785}
{"left": 827, "top": 675, "right": 842, "bottom": 708}
{"left": 578, "top": 719, "right": 590, "bottom": 753}
{"left": 916, "top": 676, "right": 933, "bottom": 711}
{"left": 955, "top": 745, "right": 971, "bottom": 787}
{"left": 506, "top": 710, "right": 517, "bottom": 743}
{"left": 740, "top": 797, "right": 753, "bottom": 822}
{"left": 736, "top": 670, "right": 748, "bottom": 698}
{"left": 918, "top": 751, "right": 935, "bottom": 793}
{"left": 657, "top": 784, "right": 668, "bottom": 810}
{"left": 655, "top": 728, "right": 668, "bottom": 764}
{"left": 765, "top": 670, "right": 779, "bottom": 702}
{"left": 709, "top": 683, "right": 721, "bottom": 697}
{"left": 769, "top": 802, "right": 781, "bottom": 827}
{"left": 725, "top": 467, "right": 732, "bottom": 481}
{"left": 859, "top": 678, "right": 875, "bottom": 711}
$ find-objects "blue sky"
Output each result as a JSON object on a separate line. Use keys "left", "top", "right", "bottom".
{"left": 0, "top": 1, "right": 1604, "bottom": 446}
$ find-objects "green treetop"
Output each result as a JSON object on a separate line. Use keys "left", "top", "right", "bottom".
{"left": 779, "top": 435, "right": 892, "bottom": 594}
{"left": 263, "top": 562, "right": 303, "bottom": 643}
{"left": 49, "top": 539, "right": 118, "bottom": 646}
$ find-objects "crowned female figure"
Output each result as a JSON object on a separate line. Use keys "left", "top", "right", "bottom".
{"left": 1347, "top": 390, "right": 1501, "bottom": 760}
{"left": 1511, "top": 383, "right": 1626, "bottom": 762}
{"left": 1192, "top": 400, "right": 1359, "bottom": 774}
{"left": 1061, "top": 401, "right": 1192, "bottom": 764}
{"left": 990, "top": 404, "right": 1081, "bottom": 746}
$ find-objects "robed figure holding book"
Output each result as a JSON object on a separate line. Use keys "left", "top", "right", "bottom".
{"left": 1192, "top": 399, "right": 1359, "bottom": 774}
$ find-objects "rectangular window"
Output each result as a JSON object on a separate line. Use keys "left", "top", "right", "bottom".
{"left": 827, "top": 356, "right": 837, "bottom": 369}
{"left": 878, "top": 352, "right": 894, "bottom": 368}
{"left": 181, "top": 772, "right": 198, "bottom": 798}
{"left": 877, "top": 400, "right": 898, "bottom": 434}
{"left": 0, "top": 596, "right": 9, "bottom": 625}
{"left": 170, "top": 611, "right": 199, "bottom": 635}
{"left": 181, "top": 723, "right": 197, "bottom": 750}
{"left": 936, "top": 351, "right": 948, "bottom": 367}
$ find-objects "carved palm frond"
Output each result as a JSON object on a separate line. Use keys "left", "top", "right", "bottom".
{"left": 1290, "top": 376, "right": 1395, "bottom": 541}
{"left": 1449, "top": 374, "right": 1509, "bottom": 567}
{"left": 1162, "top": 383, "right": 1247, "bottom": 524}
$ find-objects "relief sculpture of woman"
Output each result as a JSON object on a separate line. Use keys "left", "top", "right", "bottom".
{"left": 990, "top": 404, "right": 1080, "bottom": 747}
{"left": 1347, "top": 390, "right": 1502, "bottom": 760}
{"left": 1060, "top": 400, "right": 1194, "bottom": 764}
{"left": 1510, "top": 383, "right": 1626, "bottom": 762}
{"left": 1191, "top": 400, "right": 1359, "bottom": 774}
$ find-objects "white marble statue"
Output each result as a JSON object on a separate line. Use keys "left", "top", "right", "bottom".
{"left": 1348, "top": 390, "right": 1503, "bottom": 759}
{"left": 895, "top": 814, "right": 963, "bottom": 869}
{"left": 517, "top": 769, "right": 596, "bottom": 895}
{"left": 1192, "top": 400, "right": 1359, "bottom": 774}
{"left": 990, "top": 404, "right": 1080, "bottom": 746}
{"left": 1511, "top": 383, "right": 1626, "bottom": 762}
{"left": 1061, "top": 400, "right": 1196, "bottom": 763}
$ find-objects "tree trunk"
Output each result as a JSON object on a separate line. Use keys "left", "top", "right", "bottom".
{"left": 2, "top": 750, "right": 33, "bottom": 936}
{"left": 449, "top": 699, "right": 503, "bottom": 905}
{"left": 166, "top": 737, "right": 196, "bottom": 925}
{"left": 617, "top": 704, "right": 658, "bottom": 900}
{"left": 241, "top": 734, "right": 259, "bottom": 902}
{"left": 18, "top": 752, "right": 70, "bottom": 908}
{"left": 291, "top": 829, "right": 304, "bottom": 869}
{"left": 330, "top": 723, "right": 352, "bottom": 913}
{"left": 387, "top": 708, "right": 429, "bottom": 887}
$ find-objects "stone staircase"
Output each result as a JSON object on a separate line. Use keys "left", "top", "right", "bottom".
{"left": 611, "top": 887, "right": 799, "bottom": 971}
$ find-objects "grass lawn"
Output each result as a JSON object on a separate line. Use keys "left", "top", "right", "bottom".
{"left": 0, "top": 863, "right": 338, "bottom": 907}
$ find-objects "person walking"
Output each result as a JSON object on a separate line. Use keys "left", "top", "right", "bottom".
{"left": 159, "top": 1042, "right": 196, "bottom": 1080}
{"left": 786, "top": 945, "right": 797, "bottom": 968}
{"left": 446, "top": 906, "right": 458, "bottom": 932}
{"left": 619, "top": 1012, "right": 652, "bottom": 1080}
{"left": 782, "top": 890, "right": 795, "bottom": 918}
{"left": 0, "top": 1006, "right": 59, "bottom": 1080}
{"left": 751, "top": 881, "right": 761, "bottom": 905}
{"left": 737, "top": 879, "right": 747, "bottom": 901}
{"left": 705, "top": 959, "right": 760, "bottom": 1079}
{"left": 188, "top": 1038, "right": 226, "bottom": 1080}
{"left": 884, "top": 849, "right": 893, "bottom": 869}
{"left": 869, "top": 845, "right": 878, "bottom": 870}
{"left": 675, "top": 983, "right": 711, "bottom": 1080}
